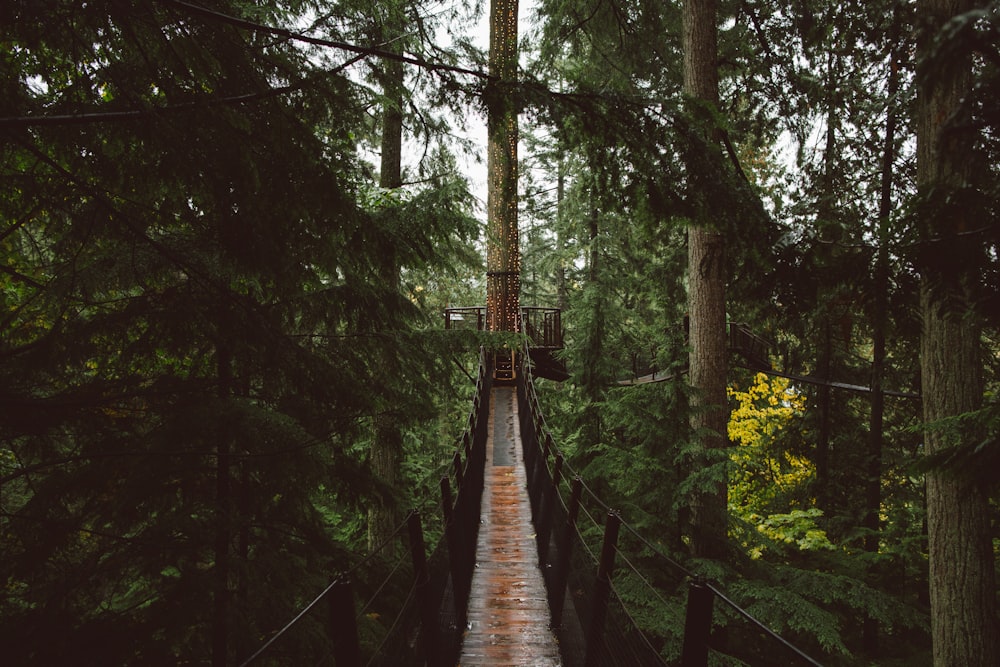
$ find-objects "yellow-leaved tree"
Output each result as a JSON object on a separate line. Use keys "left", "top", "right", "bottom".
{"left": 728, "top": 373, "right": 834, "bottom": 556}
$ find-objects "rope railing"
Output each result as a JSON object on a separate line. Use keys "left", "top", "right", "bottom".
{"left": 518, "top": 347, "right": 826, "bottom": 667}
{"left": 237, "top": 348, "right": 493, "bottom": 667}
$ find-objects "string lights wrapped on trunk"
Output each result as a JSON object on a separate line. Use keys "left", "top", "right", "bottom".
{"left": 485, "top": 0, "right": 520, "bottom": 334}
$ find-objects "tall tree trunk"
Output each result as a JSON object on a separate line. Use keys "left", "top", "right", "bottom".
{"left": 368, "top": 412, "right": 402, "bottom": 554}
{"left": 683, "top": 0, "right": 728, "bottom": 559}
{"left": 815, "top": 59, "right": 840, "bottom": 512}
{"left": 486, "top": 0, "right": 520, "bottom": 333}
{"left": 368, "top": 5, "right": 405, "bottom": 555}
{"left": 212, "top": 335, "right": 233, "bottom": 667}
{"left": 916, "top": 0, "right": 999, "bottom": 664}
{"left": 580, "top": 205, "right": 603, "bottom": 456}
{"left": 815, "top": 317, "right": 832, "bottom": 507}
{"left": 556, "top": 154, "right": 568, "bottom": 312}
{"left": 863, "top": 10, "right": 901, "bottom": 654}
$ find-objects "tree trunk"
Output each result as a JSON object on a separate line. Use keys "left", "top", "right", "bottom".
{"left": 916, "top": 0, "right": 999, "bottom": 663}
{"left": 683, "top": 0, "right": 727, "bottom": 560}
{"left": 368, "top": 5, "right": 405, "bottom": 555}
{"left": 814, "top": 59, "right": 840, "bottom": 512}
{"left": 580, "top": 206, "right": 603, "bottom": 456}
{"left": 369, "top": 412, "right": 402, "bottom": 554}
{"left": 920, "top": 292, "right": 997, "bottom": 667}
{"left": 863, "top": 12, "right": 900, "bottom": 653}
{"left": 556, "top": 156, "right": 568, "bottom": 312}
{"left": 686, "top": 226, "right": 728, "bottom": 558}
{"left": 212, "top": 336, "right": 233, "bottom": 667}
{"left": 486, "top": 0, "right": 520, "bottom": 333}
{"left": 815, "top": 316, "right": 832, "bottom": 508}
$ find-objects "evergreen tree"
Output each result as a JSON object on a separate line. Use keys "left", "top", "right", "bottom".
{"left": 683, "top": 0, "right": 730, "bottom": 560}
{"left": 0, "top": 1, "right": 478, "bottom": 662}
{"left": 914, "top": 0, "right": 1000, "bottom": 663}
{"left": 367, "top": 0, "right": 406, "bottom": 557}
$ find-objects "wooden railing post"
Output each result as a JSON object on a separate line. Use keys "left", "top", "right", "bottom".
{"left": 550, "top": 476, "right": 583, "bottom": 629}
{"left": 536, "top": 454, "right": 562, "bottom": 566}
{"left": 328, "top": 577, "right": 361, "bottom": 667}
{"left": 584, "top": 510, "right": 621, "bottom": 667}
{"left": 681, "top": 577, "right": 714, "bottom": 667}
{"left": 442, "top": 471, "right": 473, "bottom": 632}
{"left": 407, "top": 511, "right": 441, "bottom": 667}
{"left": 440, "top": 475, "right": 461, "bottom": 606}
{"left": 528, "top": 439, "right": 545, "bottom": 518}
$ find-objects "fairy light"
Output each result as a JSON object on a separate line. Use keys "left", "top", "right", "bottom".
{"left": 486, "top": 0, "right": 520, "bottom": 333}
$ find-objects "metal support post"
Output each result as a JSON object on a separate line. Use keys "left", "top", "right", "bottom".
{"left": 584, "top": 510, "right": 621, "bottom": 667}
{"left": 550, "top": 476, "right": 583, "bottom": 629}
{"left": 407, "top": 511, "right": 441, "bottom": 667}
{"left": 328, "top": 577, "right": 361, "bottom": 667}
{"left": 680, "top": 577, "right": 714, "bottom": 667}
{"left": 536, "top": 454, "right": 563, "bottom": 566}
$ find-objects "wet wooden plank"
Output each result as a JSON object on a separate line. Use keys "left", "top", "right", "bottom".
{"left": 459, "top": 386, "right": 562, "bottom": 666}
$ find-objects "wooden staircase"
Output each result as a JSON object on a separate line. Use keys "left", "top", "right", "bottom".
{"left": 493, "top": 350, "right": 516, "bottom": 384}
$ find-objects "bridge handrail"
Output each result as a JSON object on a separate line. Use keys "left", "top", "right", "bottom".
{"left": 237, "top": 348, "right": 492, "bottom": 667}
{"left": 519, "top": 346, "right": 826, "bottom": 667}
{"left": 443, "top": 306, "right": 564, "bottom": 349}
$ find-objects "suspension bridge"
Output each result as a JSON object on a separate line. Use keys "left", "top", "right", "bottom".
{"left": 236, "top": 308, "right": 827, "bottom": 666}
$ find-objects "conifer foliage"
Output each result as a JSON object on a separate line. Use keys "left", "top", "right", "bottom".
{"left": 522, "top": 0, "right": 998, "bottom": 664}
{"left": 0, "top": 1, "right": 474, "bottom": 663}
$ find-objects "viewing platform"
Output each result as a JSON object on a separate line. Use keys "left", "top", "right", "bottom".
{"left": 444, "top": 306, "right": 568, "bottom": 381}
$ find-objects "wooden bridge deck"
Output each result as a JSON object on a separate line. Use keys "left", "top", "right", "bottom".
{"left": 458, "top": 386, "right": 562, "bottom": 666}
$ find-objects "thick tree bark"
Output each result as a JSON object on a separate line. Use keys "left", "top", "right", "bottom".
{"left": 486, "top": 0, "right": 520, "bottom": 333}
{"left": 916, "top": 0, "right": 999, "bottom": 664}
{"left": 687, "top": 226, "right": 728, "bottom": 558}
{"left": 682, "top": 0, "right": 718, "bottom": 100}
{"left": 920, "top": 292, "right": 997, "bottom": 666}
{"left": 368, "top": 5, "right": 405, "bottom": 555}
{"left": 683, "top": 0, "right": 728, "bottom": 559}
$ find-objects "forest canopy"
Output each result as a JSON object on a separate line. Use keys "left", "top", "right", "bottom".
{"left": 2, "top": 0, "right": 999, "bottom": 665}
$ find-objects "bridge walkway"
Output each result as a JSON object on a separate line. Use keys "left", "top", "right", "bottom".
{"left": 458, "top": 385, "right": 561, "bottom": 665}
{"left": 238, "top": 350, "right": 827, "bottom": 667}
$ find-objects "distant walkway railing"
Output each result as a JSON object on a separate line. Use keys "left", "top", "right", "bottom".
{"left": 519, "top": 347, "right": 824, "bottom": 667}
{"left": 444, "top": 305, "right": 563, "bottom": 349}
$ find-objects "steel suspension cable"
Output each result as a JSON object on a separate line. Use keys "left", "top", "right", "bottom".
{"left": 363, "top": 581, "right": 418, "bottom": 667}
{"left": 619, "top": 520, "right": 695, "bottom": 580}
{"left": 238, "top": 578, "right": 341, "bottom": 667}
{"left": 239, "top": 515, "right": 410, "bottom": 665}
{"left": 525, "top": 367, "right": 827, "bottom": 666}
{"left": 341, "top": 514, "right": 412, "bottom": 581}
{"left": 356, "top": 547, "right": 412, "bottom": 620}
{"left": 706, "top": 582, "right": 825, "bottom": 667}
